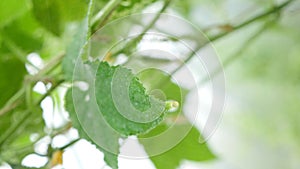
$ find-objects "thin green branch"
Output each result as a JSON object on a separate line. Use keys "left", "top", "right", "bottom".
{"left": 25, "top": 80, "right": 33, "bottom": 110}
{"left": 91, "top": 0, "right": 122, "bottom": 32}
{"left": 36, "top": 79, "right": 65, "bottom": 105}
{"left": 0, "top": 79, "right": 65, "bottom": 148}
{"left": 4, "top": 39, "right": 40, "bottom": 70}
{"left": 112, "top": 0, "right": 173, "bottom": 58}
{"left": 170, "top": 0, "right": 295, "bottom": 76}
{"left": 0, "top": 88, "right": 24, "bottom": 116}
{"left": 58, "top": 138, "right": 81, "bottom": 151}
{"left": 1, "top": 121, "right": 73, "bottom": 162}
{"left": 33, "top": 52, "right": 65, "bottom": 81}
{"left": 209, "top": 0, "right": 293, "bottom": 42}
{"left": 50, "top": 122, "right": 73, "bottom": 137}
{"left": 0, "top": 53, "right": 64, "bottom": 116}
{"left": 0, "top": 110, "right": 31, "bottom": 147}
{"left": 199, "top": 21, "right": 272, "bottom": 85}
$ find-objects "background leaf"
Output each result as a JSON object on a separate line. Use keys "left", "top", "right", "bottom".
{"left": 137, "top": 69, "right": 215, "bottom": 168}
{"left": 141, "top": 124, "right": 215, "bottom": 169}
{"left": 0, "top": 57, "right": 26, "bottom": 108}
{"left": 31, "top": 0, "right": 88, "bottom": 36}
{"left": 0, "top": 0, "right": 29, "bottom": 27}
{"left": 31, "top": 0, "right": 61, "bottom": 36}
{"left": 62, "top": 12, "right": 90, "bottom": 81}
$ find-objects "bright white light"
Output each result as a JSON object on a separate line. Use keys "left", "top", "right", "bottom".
{"left": 63, "top": 140, "right": 106, "bottom": 169}
{"left": 41, "top": 96, "right": 54, "bottom": 128}
{"left": 26, "top": 53, "right": 44, "bottom": 75}
{"left": 52, "top": 129, "right": 79, "bottom": 149}
{"left": 30, "top": 133, "right": 40, "bottom": 142}
{"left": 74, "top": 81, "right": 89, "bottom": 91}
{"left": 0, "top": 163, "right": 12, "bottom": 169}
{"left": 119, "top": 137, "right": 156, "bottom": 169}
{"left": 114, "top": 54, "right": 128, "bottom": 65}
{"left": 35, "top": 136, "right": 51, "bottom": 155}
{"left": 33, "top": 81, "right": 47, "bottom": 94}
{"left": 22, "top": 154, "right": 48, "bottom": 168}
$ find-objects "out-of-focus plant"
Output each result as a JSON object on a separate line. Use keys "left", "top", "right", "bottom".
{"left": 0, "top": 0, "right": 298, "bottom": 169}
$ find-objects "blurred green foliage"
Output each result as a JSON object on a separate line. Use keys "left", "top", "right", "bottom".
{"left": 0, "top": 0, "right": 299, "bottom": 169}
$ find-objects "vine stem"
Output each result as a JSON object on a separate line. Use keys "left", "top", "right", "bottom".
{"left": 58, "top": 138, "right": 81, "bottom": 151}
{"left": 198, "top": 21, "right": 273, "bottom": 85}
{"left": 151, "top": 0, "right": 294, "bottom": 91}
{"left": 0, "top": 110, "right": 31, "bottom": 147}
{"left": 0, "top": 53, "right": 64, "bottom": 116}
{"left": 0, "top": 78, "right": 65, "bottom": 148}
{"left": 91, "top": 0, "right": 122, "bottom": 32}
{"left": 0, "top": 88, "right": 24, "bottom": 116}
{"left": 113, "top": 0, "right": 173, "bottom": 58}
{"left": 4, "top": 38, "right": 40, "bottom": 70}
{"left": 170, "top": 0, "right": 295, "bottom": 76}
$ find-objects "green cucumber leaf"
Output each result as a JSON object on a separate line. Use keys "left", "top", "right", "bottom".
{"left": 65, "top": 62, "right": 119, "bottom": 169}
{"left": 63, "top": 0, "right": 120, "bottom": 168}
{"left": 62, "top": 0, "right": 91, "bottom": 81}
{"left": 95, "top": 62, "right": 165, "bottom": 136}
{"left": 137, "top": 68, "right": 188, "bottom": 115}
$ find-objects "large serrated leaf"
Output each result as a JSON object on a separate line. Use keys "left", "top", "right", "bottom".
{"left": 65, "top": 61, "right": 167, "bottom": 168}
{"left": 62, "top": 0, "right": 91, "bottom": 81}
{"left": 66, "top": 88, "right": 119, "bottom": 169}
{"left": 63, "top": 1, "right": 120, "bottom": 168}
{"left": 95, "top": 62, "right": 165, "bottom": 136}
{"left": 65, "top": 61, "right": 120, "bottom": 169}
{"left": 137, "top": 68, "right": 188, "bottom": 115}
{"left": 62, "top": 20, "right": 89, "bottom": 81}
